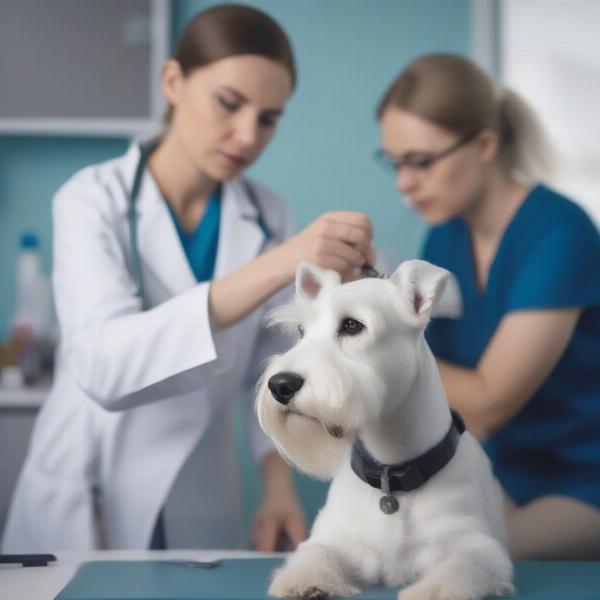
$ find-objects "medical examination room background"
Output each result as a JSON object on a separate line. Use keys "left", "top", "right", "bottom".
{"left": 0, "top": 0, "right": 598, "bottom": 540}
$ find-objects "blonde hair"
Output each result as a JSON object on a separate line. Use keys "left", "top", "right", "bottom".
{"left": 377, "top": 54, "right": 555, "bottom": 185}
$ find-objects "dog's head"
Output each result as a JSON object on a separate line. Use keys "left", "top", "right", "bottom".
{"left": 255, "top": 259, "right": 449, "bottom": 479}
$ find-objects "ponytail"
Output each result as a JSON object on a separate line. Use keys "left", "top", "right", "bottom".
{"left": 378, "top": 54, "right": 556, "bottom": 185}
{"left": 496, "top": 88, "right": 556, "bottom": 185}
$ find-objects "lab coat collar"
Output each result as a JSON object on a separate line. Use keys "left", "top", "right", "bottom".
{"left": 124, "top": 144, "right": 267, "bottom": 297}
{"left": 214, "top": 177, "right": 267, "bottom": 278}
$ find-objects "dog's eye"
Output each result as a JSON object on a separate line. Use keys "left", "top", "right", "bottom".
{"left": 339, "top": 318, "right": 365, "bottom": 336}
{"left": 297, "top": 325, "right": 304, "bottom": 338}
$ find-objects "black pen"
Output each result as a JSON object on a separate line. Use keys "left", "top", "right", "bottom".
{"left": 0, "top": 553, "right": 57, "bottom": 567}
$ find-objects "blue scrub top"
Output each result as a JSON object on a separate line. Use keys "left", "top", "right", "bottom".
{"left": 422, "top": 184, "right": 600, "bottom": 507}
{"left": 168, "top": 186, "right": 221, "bottom": 283}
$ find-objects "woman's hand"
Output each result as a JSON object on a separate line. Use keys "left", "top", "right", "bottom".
{"left": 251, "top": 452, "right": 306, "bottom": 551}
{"left": 251, "top": 489, "right": 306, "bottom": 552}
{"left": 208, "top": 211, "right": 374, "bottom": 328}
{"left": 275, "top": 211, "right": 374, "bottom": 283}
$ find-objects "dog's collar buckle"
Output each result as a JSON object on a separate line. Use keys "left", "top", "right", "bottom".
{"left": 379, "top": 466, "right": 400, "bottom": 514}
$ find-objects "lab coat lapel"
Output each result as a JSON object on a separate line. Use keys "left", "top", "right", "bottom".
{"left": 214, "top": 178, "right": 266, "bottom": 277}
{"left": 128, "top": 156, "right": 265, "bottom": 296}
{"left": 135, "top": 168, "right": 197, "bottom": 297}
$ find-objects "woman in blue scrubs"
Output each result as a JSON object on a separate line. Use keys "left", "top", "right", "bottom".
{"left": 376, "top": 54, "right": 600, "bottom": 559}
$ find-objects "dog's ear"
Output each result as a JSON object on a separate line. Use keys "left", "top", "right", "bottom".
{"left": 296, "top": 262, "right": 341, "bottom": 300}
{"left": 390, "top": 260, "right": 450, "bottom": 321}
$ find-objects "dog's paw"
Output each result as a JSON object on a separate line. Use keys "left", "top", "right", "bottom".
{"left": 398, "top": 581, "right": 471, "bottom": 600}
{"left": 303, "top": 586, "right": 332, "bottom": 599}
{"left": 268, "top": 566, "right": 360, "bottom": 598}
{"left": 398, "top": 578, "right": 515, "bottom": 600}
{"left": 492, "top": 580, "right": 516, "bottom": 597}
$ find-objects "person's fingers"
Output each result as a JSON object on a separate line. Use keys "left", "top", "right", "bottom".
{"left": 367, "top": 245, "right": 377, "bottom": 266}
{"left": 317, "top": 212, "right": 373, "bottom": 239}
{"left": 252, "top": 514, "right": 279, "bottom": 552}
{"left": 316, "top": 238, "right": 366, "bottom": 269}
{"left": 344, "top": 266, "right": 364, "bottom": 283}
{"left": 280, "top": 211, "right": 374, "bottom": 281}
{"left": 319, "top": 256, "right": 354, "bottom": 276}
{"left": 320, "top": 222, "right": 372, "bottom": 255}
{"left": 322, "top": 211, "right": 373, "bottom": 236}
{"left": 284, "top": 514, "right": 307, "bottom": 549}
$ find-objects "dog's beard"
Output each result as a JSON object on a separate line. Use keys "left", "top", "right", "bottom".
{"left": 255, "top": 352, "right": 386, "bottom": 479}
{"left": 285, "top": 405, "right": 346, "bottom": 439}
{"left": 256, "top": 389, "right": 350, "bottom": 480}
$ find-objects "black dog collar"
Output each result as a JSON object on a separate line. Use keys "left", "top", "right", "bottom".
{"left": 351, "top": 410, "right": 465, "bottom": 514}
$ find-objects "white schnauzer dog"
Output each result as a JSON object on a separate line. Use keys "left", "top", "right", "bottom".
{"left": 255, "top": 260, "right": 514, "bottom": 600}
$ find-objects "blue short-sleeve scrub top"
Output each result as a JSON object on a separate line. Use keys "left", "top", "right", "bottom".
{"left": 422, "top": 185, "right": 600, "bottom": 507}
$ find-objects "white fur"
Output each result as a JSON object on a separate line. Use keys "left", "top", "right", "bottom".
{"left": 255, "top": 260, "right": 514, "bottom": 600}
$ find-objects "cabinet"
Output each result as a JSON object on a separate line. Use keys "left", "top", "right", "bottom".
{"left": 0, "top": 0, "right": 169, "bottom": 136}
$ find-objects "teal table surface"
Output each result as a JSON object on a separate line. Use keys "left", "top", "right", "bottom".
{"left": 54, "top": 557, "right": 600, "bottom": 600}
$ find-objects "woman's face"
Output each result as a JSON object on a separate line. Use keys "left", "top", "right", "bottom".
{"left": 164, "top": 54, "right": 293, "bottom": 181}
{"left": 378, "top": 107, "right": 494, "bottom": 225}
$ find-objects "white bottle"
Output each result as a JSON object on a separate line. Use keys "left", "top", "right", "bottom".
{"left": 13, "top": 232, "right": 46, "bottom": 335}
{"left": 11, "top": 232, "right": 54, "bottom": 384}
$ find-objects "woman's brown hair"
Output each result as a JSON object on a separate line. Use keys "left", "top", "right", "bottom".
{"left": 377, "top": 53, "right": 554, "bottom": 184}
{"left": 165, "top": 4, "right": 296, "bottom": 121}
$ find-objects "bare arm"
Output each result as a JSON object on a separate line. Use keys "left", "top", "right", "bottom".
{"left": 437, "top": 308, "right": 581, "bottom": 438}
{"left": 209, "top": 211, "right": 373, "bottom": 327}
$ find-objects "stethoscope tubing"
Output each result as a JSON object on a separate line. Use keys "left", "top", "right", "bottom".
{"left": 127, "top": 143, "right": 273, "bottom": 309}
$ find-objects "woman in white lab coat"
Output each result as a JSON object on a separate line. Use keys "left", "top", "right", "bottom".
{"left": 2, "top": 4, "right": 373, "bottom": 552}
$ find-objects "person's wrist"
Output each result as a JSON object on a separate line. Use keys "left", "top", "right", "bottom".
{"left": 265, "top": 243, "right": 297, "bottom": 286}
{"left": 262, "top": 451, "right": 296, "bottom": 496}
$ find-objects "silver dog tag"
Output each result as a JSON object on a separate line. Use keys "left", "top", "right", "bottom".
{"left": 380, "top": 495, "right": 399, "bottom": 514}
{"left": 379, "top": 467, "right": 399, "bottom": 515}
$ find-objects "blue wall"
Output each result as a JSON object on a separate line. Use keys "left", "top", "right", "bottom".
{"left": 0, "top": 0, "right": 471, "bottom": 338}
{"left": 0, "top": 0, "right": 471, "bottom": 540}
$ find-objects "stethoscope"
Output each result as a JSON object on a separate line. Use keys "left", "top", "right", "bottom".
{"left": 127, "top": 142, "right": 273, "bottom": 308}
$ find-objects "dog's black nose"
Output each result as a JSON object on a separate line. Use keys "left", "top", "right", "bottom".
{"left": 268, "top": 372, "right": 304, "bottom": 405}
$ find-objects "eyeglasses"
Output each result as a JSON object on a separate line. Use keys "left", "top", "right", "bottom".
{"left": 375, "top": 132, "right": 478, "bottom": 173}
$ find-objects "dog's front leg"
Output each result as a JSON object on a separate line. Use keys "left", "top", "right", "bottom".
{"left": 398, "top": 535, "right": 514, "bottom": 600}
{"left": 269, "top": 542, "right": 360, "bottom": 599}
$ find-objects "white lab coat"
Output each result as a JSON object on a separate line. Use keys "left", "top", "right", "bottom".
{"left": 2, "top": 144, "right": 293, "bottom": 552}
